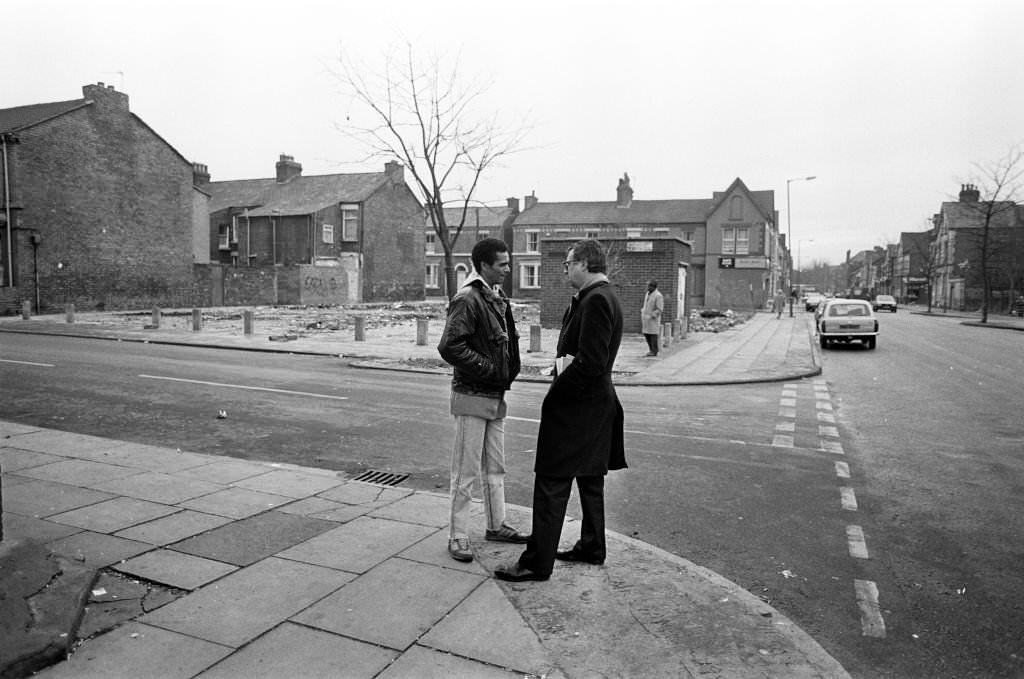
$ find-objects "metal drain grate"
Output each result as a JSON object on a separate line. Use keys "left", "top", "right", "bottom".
{"left": 351, "top": 470, "right": 409, "bottom": 487}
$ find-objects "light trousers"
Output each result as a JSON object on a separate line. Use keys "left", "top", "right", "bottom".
{"left": 449, "top": 414, "right": 507, "bottom": 540}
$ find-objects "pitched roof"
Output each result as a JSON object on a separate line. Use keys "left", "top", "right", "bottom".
{"left": 205, "top": 172, "right": 391, "bottom": 215}
{"left": 514, "top": 199, "right": 712, "bottom": 226}
{"left": 437, "top": 204, "right": 515, "bottom": 228}
{"left": 941, "top": 200, "right": 1019, "bottom": 229}
{"left": 709, "top": 178, "right": 775, "bottom": 223}
{"left": 0, "top": 99, "right": 91, "bottom": 133}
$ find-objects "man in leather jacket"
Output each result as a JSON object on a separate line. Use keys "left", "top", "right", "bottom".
{"left": 437, "top": 237, "right": 528, "bottom": 562}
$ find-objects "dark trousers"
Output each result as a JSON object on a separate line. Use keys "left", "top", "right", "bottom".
{"left": 518, "top": 474, "right": 605, "bottom": 576}
{"left": 643, "top": 333, "right": 659, "bottom": 353}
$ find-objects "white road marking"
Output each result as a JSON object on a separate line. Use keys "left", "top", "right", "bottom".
{"left": 0, "top": 358, "right": 55, "bottom": 367}
{"left": 820, "top": 440, "right": 845, "bottom": 455}
{"left": 854, "top": 579, "right": 887, "bottom": 637}
{"left": 774, "top": 421, "right": 795, "bottom": 432}
{"left": 138, "top": 374, "right": 349, "bottom": 401}
{"left": 846, "top": 525, "right": 869, "bottom": 559}
{"left": 778, "top": 407, "right": 796, "bottom": 419}
{"left": 771, "top": 434, "right": 794, "bottom": 448}
{"left": 819, "top": 425, "right": 840, "bottom": 438}
{"left": 815, "top": 401, "right": 833, "bottom": 411}
{"left": 816, "top": 412, "right": 836, "bottom": 424}
{"left": 840, "top": 486, "right": 858, "bottom": 510}
{"left": 779, "top": 397, "right": 796, "bottom": 408}
{"left": 835, "top": 460, "right": 851, "bottom": 478}
{"left": 507, "top": 415, "right": 540, "bottom": 424}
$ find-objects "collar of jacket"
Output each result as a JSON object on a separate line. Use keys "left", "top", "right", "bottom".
{"left": 462, "top": 271, "right": 507, "bottom": 303}
{"left": 573, "top": 274, "right": 610, "bottom": 300}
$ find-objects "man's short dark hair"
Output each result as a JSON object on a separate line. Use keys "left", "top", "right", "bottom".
{"left": 570, "top": 239, "right": 607, "bottom": 273}
{"left": 471, "top": 237, "right": 510, "bottom": 272}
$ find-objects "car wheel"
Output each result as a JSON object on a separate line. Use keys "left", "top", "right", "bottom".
{"left": 866, "top": 337, "right": 876, "bottom": 350}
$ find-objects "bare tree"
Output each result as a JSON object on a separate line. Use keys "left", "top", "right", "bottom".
{"left": 335, "top": 45, "right": 531, "bottom": 299}
{"left": 959, "top": 145, "right": 1024, "bottom": 322}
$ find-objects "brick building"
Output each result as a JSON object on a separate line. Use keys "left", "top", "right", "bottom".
{"left": 423, "top": 199, "right": 519, "bottom": 298}
{"left": 0, "top": 83, "right": 206, "bottom": 314}
{"left": 539, "top": 235, "right": 691, "bottom": 333}
{"left": 203, "top": 156, "right": 424, "bottom": 304}
{"left": 509, "top": 174, "right": 778, "bottom": 311}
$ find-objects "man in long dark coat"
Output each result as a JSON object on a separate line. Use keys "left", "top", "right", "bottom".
{"left": 495, "top": 239, "right": 626, "bottom": 582}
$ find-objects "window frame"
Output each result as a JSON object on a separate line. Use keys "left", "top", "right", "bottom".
{"left": 519, "top": 263, "right": 540, "bottom": 289}
{"left": 340, "top": 203, "right": 359, "bottom": 242}
{"left": 321, "top": 223, "right": 334, "bottom": 244}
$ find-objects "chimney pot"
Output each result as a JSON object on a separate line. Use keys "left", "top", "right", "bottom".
{"left": 276, "top": 154, "right": 302, "bottom": 183}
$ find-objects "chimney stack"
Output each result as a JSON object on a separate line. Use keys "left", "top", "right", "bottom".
{"left": 958, "top": 183, "right": 980, "bottom": 203}
{"left": 524, "top": 191, "right": 538, "bottom": 211}
{"left": 616, "top": 172, "right": 633, "bottom": 208}
{"left": 82, "top": 82, "right": 129, "bottom": 111}
{"left": 506, "top": 197, "right": 519, "bottom": 214}
{"left": 192, "top": 162, "right": 210, "bottom": 186}
{"left": 384, "top": 160, "right": 404, "bottom": 183}
{"left": 276, "top": 154, "right": 302, "bottom": 183}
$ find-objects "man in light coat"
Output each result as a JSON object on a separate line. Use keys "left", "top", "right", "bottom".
{"left": 495, "top": 239, "right": 626, "bottom": 582}
{"left": 641, "top": 279, "right": 664, "bottom": 356}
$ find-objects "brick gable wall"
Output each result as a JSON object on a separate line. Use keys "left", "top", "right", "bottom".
{"left": 361, "top": 181, "right": 425, "bottom": 301}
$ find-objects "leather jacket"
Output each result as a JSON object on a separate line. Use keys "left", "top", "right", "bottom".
{"left": 437, "top": 275, "right": 521, "bottom": 397}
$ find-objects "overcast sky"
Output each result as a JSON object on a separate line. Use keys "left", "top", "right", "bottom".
{"left": 6, "top": 0, "right": 1024, "bottom": 266}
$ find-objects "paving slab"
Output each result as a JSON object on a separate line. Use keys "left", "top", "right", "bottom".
{"left": 0, "top": 447, "right": 64, "bottom": 471}
{"left": 46, "top": 531, "right": 153, "bottom": 568}
{"left": 0, "top": 421, "right": 40, "bottom": 437}
{"left": 274, "top": 495, "right": 345, "bottom": 517}
{"left": 114, "top": 509, "right": 234, "bottom": 545}
{"left": 49, "top": 496, "right": 179, "bottom": 533}
{"left": 293, "top": 558, "right": 484, "bottom": 651}
{"left": 32, "top": 622, "right": 232, "bottom": 679}
{"left": 14, "top": 458, "right": 143, "bottom": 487}
{"left": 170, "top": 510, "right": 337, "bottom": 566}
{"left": 175, "top": 458, "right": 276, "bottom": 484}
{"left": 420, "top": 579, "right": 555, "bottom": 676}
{"left": 101, "top": 442, "right": 211, "bottom": 472}
{"left": 276, "top": 516, "right": 437, "bottom": 573}
{"left": 178, "top": 486, "right": 293, "bottom": 519}
{"left": 2, "top": 478, "right": 114, "bottom": 518}
{"left": 308, "top": 502, "right": 373, "bottom": 523}
{"left": 368, "top": 490, "right": 449, "bottom": 527}
{"left": 317, "top": 481, "right": 413, "bottom": 507}
{"left": 113, "top": 549, "right": 239, "bottom": 590}
{"left": 375, "top": 644, "right": 525, "bottom": 679}
{"left": 230, "top": 468, "right": 346, "bottom": 498}
{"left": 89, "top": 471, "right": 222, "bottom": 504}
{"left": 139, "top": 557, "right": 353, "bottom": 648}
{"left": 194, "top": 622, "right": 398, "bottom": 679}
{"left": 398, "top": 527, "right": 488, "bottom": 575}
{"left": 0, "top": 513, "right": 82, "bottom": 543}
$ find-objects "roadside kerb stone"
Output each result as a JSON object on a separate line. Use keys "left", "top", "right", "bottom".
{"left": 292, "top": 558, "right": 484, "bottom": 651}
{"left": 139, "top": 557, "right": 354, "bottom": 648}
{"left": 175, "top": 458, "right": 275, "bottom": 485}
{"left": 14, "top": 458, "right": 143, "bottom": 487}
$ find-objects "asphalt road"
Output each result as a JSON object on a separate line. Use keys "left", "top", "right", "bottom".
{"left": 2, "top": 317, "right": 1022, "bottom": 679}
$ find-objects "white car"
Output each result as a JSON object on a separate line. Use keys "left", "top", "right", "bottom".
{"left": 817, "top": 298, "right": 878, "bottom": 350}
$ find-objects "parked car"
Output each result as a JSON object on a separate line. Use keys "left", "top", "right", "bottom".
{"left": 872, "top": 294, "right": 898, "bottom": 313}
{"left": 817, "top": 298, "right": 878, "bottom": 350}
{"left": 804, "top": 293, "right": 826, "bottom": 311}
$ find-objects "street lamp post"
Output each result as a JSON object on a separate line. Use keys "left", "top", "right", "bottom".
{"left": 786, "top": 175, "right": 816, "bottom": 315}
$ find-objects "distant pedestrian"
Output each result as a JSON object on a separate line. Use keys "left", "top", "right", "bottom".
{"left": 1013, "top": 295, "right": 1024, "bottom": 318}
{"left": 495, "top": 239, "right": 627, "bottom": 582}
{"left": 773, "top": 289, "right": 786, "bottom": 318}
{"left": 437, "top": 237, "right": 528, "bottom": 563}
{"left": 641, "top": 279, "right": 664, "bottom": 356}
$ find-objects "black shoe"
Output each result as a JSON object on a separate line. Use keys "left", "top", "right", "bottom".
{"left": 555, "top": 548, "right": 604, "bottom": 565}
{"left": 494, "top": 563, "right": 550, "bottom": 582}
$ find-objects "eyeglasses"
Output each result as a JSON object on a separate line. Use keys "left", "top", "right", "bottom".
{"left": 563, "top": 259, "right": 579, "bottom": 272}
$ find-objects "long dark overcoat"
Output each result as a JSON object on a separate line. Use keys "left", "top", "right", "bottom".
{"left": 535, "top": 280, "right": 627, "bottom": 477}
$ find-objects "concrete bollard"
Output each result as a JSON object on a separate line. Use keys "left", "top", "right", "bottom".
{"left": 151, "top": 307, "right": 162, "bottom": 329}
{"left": 192, "top": 308, "right": 202, "bottom": 332}
{"left": 354, "top": 316, "right": 366, "bottom": 342}
{"left": 530, "top": 325, "right": 542, "bottom": 353}
{"left": 66, "top": 303, "right": 75, "bottom": 323}
{"left": 661, "top": 322, "right": 673, "bottom": 348}
{"left": 243, "top": 309, "right": 254, "bottom": 336}
{"left": 416, "top": 317, "right": 429, "bottom": 346}
{"left": 21, "top": 300, "right": 31, "bottom": 319}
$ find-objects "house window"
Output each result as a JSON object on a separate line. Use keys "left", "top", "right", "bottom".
{"left": 526, "top": 231, "right": 540, "bottom": 253}
{"left": 683, "top": 231, "right": 694, "bottom": 242}
{"left": 520, "top": 263, "right": 540, "bottom": 289}
{"left": 477, "top": 230, "right": 489, "bottom": 241}
{"left": 340, "top": 204, "right": 359, "bottom": 241}
{"left": 218, "top": 225, "right": 231, "bottom": 250}
{"left": 626, "top": 227, "right": 642, "bottom": 239}
{"left": 425, "top": 263, "right": 439, "bottom": 288}
{"left": 425, "top": 232, "right": 436, "bottom": 253}
{"left": 586, "top": 231, "right": 600, "bottom": 240}
{"left": 722, "top": 226, "right": 750, "bottom": 255}
{"left": 322, "top": 224, "right": 334, "bottom": 244}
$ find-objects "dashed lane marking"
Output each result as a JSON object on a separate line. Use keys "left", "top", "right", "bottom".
{"left": 816, "top": 412, "right": 836, "bottom": 424}
{"left": 840, "top": 486, "right": 858, "bottom": 510}
{"left": 774, "top": 421, "right": 795, "bottom": 432}
{"left": 819, "top": 425, "right": 840, "bottom": 438}
{"left": 779, "top": 397, "right": 797, "bottom": 408}
{"left": 854, "top": 579, "right": 887, "bottom": 638}
{"left": 835, "top": 460, "right": 851, "bottom": 478}
{"left": 820, "top": 439, "right": 844, "bottom": 455}
{"left": 771, "top": 434, "right": 794, "bottom": 448}
{"left": 846, "top": 525, "right": 869, "bottom": 559}
{"left": 138, "top": 374, "right": 350, "bottom": 401}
